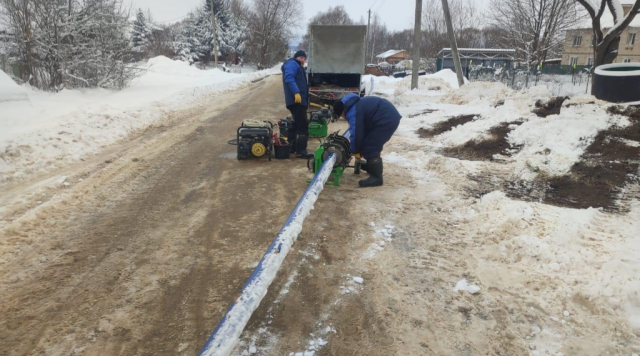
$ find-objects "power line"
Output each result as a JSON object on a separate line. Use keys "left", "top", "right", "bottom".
{"left": 375, "top": 0, "right": 387, "bottom": 12}
{"left": 155, "top": 14, "right": 189, "bottom": 23}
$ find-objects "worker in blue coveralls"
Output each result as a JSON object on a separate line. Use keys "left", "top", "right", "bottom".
{"left": 333, "top": 93, "right": 402, "bottom": 187}
{"left": 281, "top": 50, "right": 313, "bottom": 158}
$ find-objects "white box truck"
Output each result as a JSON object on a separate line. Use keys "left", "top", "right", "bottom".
{"left": 308, "top": 25, "right": 367, "bottom": 104}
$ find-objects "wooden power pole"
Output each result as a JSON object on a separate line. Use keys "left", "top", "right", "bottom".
{"left": 441, "top": 0, "right": 464, "bottom": 87}
{"left": 366, "top": 9, "right": 371, "bottom": 64}
{"left": 411, "top": 0, "right": 422, "bottom": 89}
{"left": 210, "top": 0, "right": 218, "bottom": 68}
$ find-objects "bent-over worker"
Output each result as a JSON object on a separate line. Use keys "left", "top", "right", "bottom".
{"left": 333, "top": 93, "right": 402, "bottom": 187}
{"left": 281, "top": 50, "right": 313, "bottom": 158}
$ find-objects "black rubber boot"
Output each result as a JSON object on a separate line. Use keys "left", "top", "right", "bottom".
{"left": 359, "top": 158, "right": 383, "bottom": 187}
{"left": 296, "top": 134, "right": 314, "bottom": 158}
{"left": 360, "top": 160, "right": 369, "bottom": 173}
{"left": 288, "top": 125, "right": 297, "bottom": 153}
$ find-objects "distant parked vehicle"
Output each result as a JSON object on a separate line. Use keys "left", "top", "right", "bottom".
{"left": 393, "top": 70, "right": 427, "bottom": 78}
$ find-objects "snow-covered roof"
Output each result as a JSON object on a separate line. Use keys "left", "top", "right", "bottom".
{"left": 544, "top": 58, "right": 562, "bottom": 62}
{"left": 376, "top": 50, "right": 406, "bottom": 58}
{"left": 440, "top": 48, "right": 517, "bottom": 53}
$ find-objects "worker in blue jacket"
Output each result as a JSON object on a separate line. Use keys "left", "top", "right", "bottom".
{"left": 333, "top": 93, "right": 402, "bottom": 187}
{"left": 281, "top": 50, "right": 313, "bottom": 158}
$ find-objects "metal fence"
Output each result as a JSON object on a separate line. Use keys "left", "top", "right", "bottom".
{"left": 467, "top": 67, "right": 592, "bottom": 95}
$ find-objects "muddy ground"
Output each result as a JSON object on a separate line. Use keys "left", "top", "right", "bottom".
{"left": 0, "top": 77, "right": 355, "bottom": 356}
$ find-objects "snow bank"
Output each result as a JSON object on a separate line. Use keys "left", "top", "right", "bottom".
{"left": 472, "top": 191, "right": 640, "bottom": 331}
{"left": 0, "top": 70, "right": 28, "bottom": 103}
{"left": 0, "top": 56, "right": 278, "bottom": 183}
{"left": 442, "top": 81, "right": 512, "bottom": 105}
{"left": 364, "top": 69, "right": 468, "bottom": 102}
{"left": 428, "top": 69, "right": 469, "bottom": 89}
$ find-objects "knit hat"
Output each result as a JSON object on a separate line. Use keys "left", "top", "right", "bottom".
{"left": 294, "top": 50, "right": 307, "bottom": 59}
{"left": 333, "top": 100, "right": 345, "bottom": 117}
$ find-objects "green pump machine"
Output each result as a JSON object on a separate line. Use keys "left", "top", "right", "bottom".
{"left": 307, "top": 132, "right": 353, "bottom": 186}
{"left": 308, "top": 107, "right": 331, "bottom": 139}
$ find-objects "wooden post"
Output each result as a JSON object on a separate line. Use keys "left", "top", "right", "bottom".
{"left": 366, "top": 9, "right": 371, "bottom": 64}
{"left": 411, "top": 0, "right": 422, "bottom": 89}
{"left": 210, "top": 0, "right": 218, "bottom": 68}
{"left": 441, "top": 0, "right": 464, "bottom": 87}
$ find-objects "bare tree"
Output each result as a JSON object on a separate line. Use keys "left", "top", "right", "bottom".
{"left": 387, "top": 29, "right": 414, "bottom": 53}
{"left": 576, "top": 0, "right": 640, "bottom": 67}
{"left": 227, "top": 0, "right": 250, "bottom": 21}
{"left": 488, "top": 0, "right": 582, "bottom": 70}
{"left": 421, "top": 0, "right": 482, "bottom": 58}
{"left": 368, "top": 12, "right": 389, "bottom": 63}
{"left": 298, "top": 5, "right": 353, "bottom": 51}
{"left": 245, "top": 0, "right": 302, "bottom": 69}
{"left": 481, "top": 25, "right": 509, "bottom": 48}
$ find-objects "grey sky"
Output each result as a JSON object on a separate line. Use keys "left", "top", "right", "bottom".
{"left": 126, "top": 0, "right": 490, "bottom": 34}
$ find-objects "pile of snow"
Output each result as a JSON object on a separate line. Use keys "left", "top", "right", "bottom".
{"left": 428, "top": 69, "right": 469, "bottom": 89}
{"left": 371, "top": 69, "right": 627, "bottom": 180}
{"left": 454, "top": 279, "right": 481, "bottom": 294}
{"left": 364, "top": 70, "right": 471, "bottom": 107}
{"left": 0, "top": 70, "right": 28, "bottom": 103}
{"left": 470, "top": 191, "right": 640, "bottom": 330}
{"left": 0, "top": 56, "right": 279, "bottom": 183}
{"left": 509, "top": 104, "right": 628, "bottom": 179}
{"left": 442, "top": 81, "right": 512, "bottom": 105}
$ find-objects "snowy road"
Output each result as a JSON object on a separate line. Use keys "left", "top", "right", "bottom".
{"left": 0, "top": 77, "right": 334, "bottom": 355}
{"left": 1, "top": 72, "right": 639, "bottom": 356}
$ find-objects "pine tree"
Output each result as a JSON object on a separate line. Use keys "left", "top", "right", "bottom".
{"left": 222, "top": 14, "right": 248, "bottom": 64}
{"left": 132, "top": 9, "right": 152, "bottom": 53}
{"left": 174, "top": 12, "right": 201, "bottom": 63}
{"left": 194, "top": 0, "right": 230, "bottom": 62}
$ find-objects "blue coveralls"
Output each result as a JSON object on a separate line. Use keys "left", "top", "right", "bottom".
{"left": 341, "top": 93, "right": 402, "bottom": 160}
{"left": 281, "top": 58, "right": 309, "bottom": 138}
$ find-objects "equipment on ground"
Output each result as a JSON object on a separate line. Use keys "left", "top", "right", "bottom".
{"left": 308, "top": 108, "right": 331, "bottom": 138}
{"left": 308, "top": 132, "right": 352, "bottom": 186}
{"left": 237, "top": 120, "right": 274, "bottom": 161}
{"left": 278, "top": 118, "right": 291, "bottom": 141}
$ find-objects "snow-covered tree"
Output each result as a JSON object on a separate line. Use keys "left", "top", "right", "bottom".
{"left": 132, "top": 8, "right": 153, "bottom": 54}
{"left": 576, "top": 0, "right": 640, "bottom": 67}
{"left": 222, "top": 14, "right": 248, "bottom": 64}
{"left": 174, "top": 12, "right": 202, "bottom": 63}
{"left": 0, "top": 0, "right": 140, "bottom": 90}
{"left": 173, "top": 0, "right": 231, "bottom": 64}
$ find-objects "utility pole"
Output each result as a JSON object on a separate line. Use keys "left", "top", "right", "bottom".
{"left": 411, "top": 0, "right": 422, "bottom": 89}
{"left": 210, "top": 0, "right": 218, "bottom": 68}
{"left": 441, "top": 0, "right": 464, "bottom": 87}
{"left": 366, "top": 9, "right": 371, "bottom": 64}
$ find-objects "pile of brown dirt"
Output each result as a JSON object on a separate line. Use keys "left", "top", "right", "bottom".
{"left": 365, "top": 67, "right": 388, "bottom": 77}
{"left": 443, "top": 121, "right": 524, "bottom": 161}
{"left": 532, "top": 96, "right": 569, "bottom": 117}
{"left": 417, "top": 114, "right": 478, "bottom": 138}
